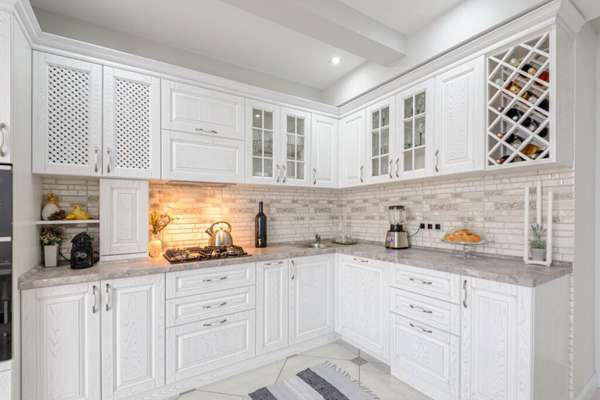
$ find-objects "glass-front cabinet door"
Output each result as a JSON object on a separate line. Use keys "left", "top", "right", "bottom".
{"left": 366, "top": 97, "right": 395, "bottom": 183}
{"left": 281, "top": 108, "right": 310, "bottom": 185}
{"left": 246, "top": 100, "right": 280, "bottom": 184}
{"left": 397, "top": 79, "right": 434, "bottom": 178}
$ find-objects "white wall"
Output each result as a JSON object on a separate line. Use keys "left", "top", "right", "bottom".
{"left": 573, "top": 22, "right": 598, "bottom": 398}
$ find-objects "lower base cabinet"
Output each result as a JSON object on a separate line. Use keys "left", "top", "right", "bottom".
{"left": 0, "top": 365, "right": 10, "bottom": 400}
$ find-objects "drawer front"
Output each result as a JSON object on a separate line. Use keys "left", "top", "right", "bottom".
{"left": 166, "top": 310, "right": 256, "bottom": 383}
{"left": 391, "top": 264, "right": 460, "bottom": 304}
{"left": 166, "top": 286, "right": 255, "bottom": 327}
{"left": 391, "top": 314, "right": 459, "bottom": 400}
{"left": 166, "top": 263, "right": 255, "bottom": 299}
{"left": 390, "top": 288, "right": 460, "bottom": 335}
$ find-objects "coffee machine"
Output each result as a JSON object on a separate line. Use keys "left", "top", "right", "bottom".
{"left": 385, "top": 205, "right": 409, "bottom": 249}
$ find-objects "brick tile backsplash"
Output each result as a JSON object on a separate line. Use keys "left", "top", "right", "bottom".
{"left": 41, "top": 166, "right": 574, "bottom": 263}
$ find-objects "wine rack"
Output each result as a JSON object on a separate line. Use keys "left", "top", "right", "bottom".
{"left": 486, "top": 32, "right": 551, "bottom": 167}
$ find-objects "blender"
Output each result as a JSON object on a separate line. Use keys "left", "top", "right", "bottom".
{"left": 385, "top": 205, "right": 409, "bottom": 249}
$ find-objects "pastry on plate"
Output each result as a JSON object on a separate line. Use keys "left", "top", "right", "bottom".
{"left": 443, "top": 228, "right": 482, "bottom": 243}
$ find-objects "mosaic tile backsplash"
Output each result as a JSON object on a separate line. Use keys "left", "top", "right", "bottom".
{"left": 42, "top": 166, "right": 574, "bottom": 263}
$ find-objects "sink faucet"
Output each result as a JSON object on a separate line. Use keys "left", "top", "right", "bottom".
{"left": 315, "top": 234, "right": 321, "bottom": 244}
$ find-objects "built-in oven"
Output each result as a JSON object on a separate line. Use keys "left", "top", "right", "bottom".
{"left": 0, "top": 165, "right": 12, "bottom": 361}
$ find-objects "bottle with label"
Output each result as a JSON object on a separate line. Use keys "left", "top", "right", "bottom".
{"left": 255, "top": 201, "right": 267, "bottom": 248}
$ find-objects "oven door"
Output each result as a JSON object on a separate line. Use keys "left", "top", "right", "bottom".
{"left": 0, "top": 166, "right": 11, "bottom": 238}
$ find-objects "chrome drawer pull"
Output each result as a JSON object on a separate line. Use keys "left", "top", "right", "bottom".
{"left": 203, "top": 318, "right": 228, "bottom": 327}
{"left": 409, "top": 277, "right": 433, "bottom": 285}
{"left": 203, "top": 276, "right": 228, "bottom": 283}
{"left": 92, "top": 285, "right": 98, "bottom": 314}
{"left": 203, "top": 301, "right": 227, "bottom": 309}
{"left": 463, "top": 279, "right": 468, "bottom": 308}
{"left": 195, "top": 127, "right": 219, "bottom": 135}
{"left": 352, "top": 257, "right": 369, "bottom": 263}
{"left": 409, "top": 322, "right": 433, "bottom": 334}
{"left": 105, "top": 283, "right": 112, "bottom": 312}
{"left": 409, "top": 304, "right": 433, "bottom": 314}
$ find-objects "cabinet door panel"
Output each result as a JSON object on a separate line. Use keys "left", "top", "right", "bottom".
{"left": 435, "top": 57, "right": 484, "bottom": 175}
{"left": 256, "top": 260, "right": 289, "bottom": 354}
{"left": 161, "top": 80, "right": 243, "bottom": 140}
{"left": 22, "top": 283, "right": 101, "bottom": 400}
{"left": 246, "top": 100, "right": 280, "bottom": 184}
{"left": 310, "top": 115, "right": 338, "bottom": 187}
{"left": 290, "top": 255, "right": 334, "bottom": 344}
{"left": 280, "top": 108, "right": 310, "bottom": 186}
{"left": 366, "top": 98, "right": 396, "bottom": 184}
{"left": 0, "top": 12, "right": 11, "bottom": 165}
{"left": 100, "top": 179, "right": 148, "bottom": 257}
{"left": 161, "top": 130, "right": 244, "bottom": 183}
{"left": 101, "top": 275, "right": 165, "bottom": 399}
{"left": 340, "top": 110, "right": 366, "bottom": 187}
{"left": 33, "top": 52, "right": 102, "bottom": 176}
{"left": 103, "top": 68, "right": 160, "bottom": 179}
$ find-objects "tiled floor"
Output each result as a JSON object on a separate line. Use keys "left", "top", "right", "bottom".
{"left": 178, "top": 340, "right": 431, "bottom": 400}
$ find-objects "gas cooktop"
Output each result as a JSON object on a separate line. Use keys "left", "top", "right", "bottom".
{"left": 163, "top": 245, "right": 249, "bottom": 264}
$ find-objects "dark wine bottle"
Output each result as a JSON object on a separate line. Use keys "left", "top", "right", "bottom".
{"left": 255, "top": 201, "right": 267, "bottom": 248}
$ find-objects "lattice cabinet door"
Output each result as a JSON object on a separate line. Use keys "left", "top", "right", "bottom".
{"left": 33, "top": 52, "right": 102, "bottom": 176}
{"left": 103, "top": 67, "right": 160, "bottom": 179}
{"left": 280, "top": 107, "right": 311, "bottom": 186}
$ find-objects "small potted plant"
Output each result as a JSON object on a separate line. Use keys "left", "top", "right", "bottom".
{"left": 529, "top": 223, "right": 546, "bottom": 261}
{"left": 149, "top": 211, "right": 173, "bottom": 258}
{"left": 40, "top": 227, "right": 63, "bottom": 267}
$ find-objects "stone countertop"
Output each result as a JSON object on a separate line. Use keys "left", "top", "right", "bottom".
{"left": 19, "top": 242, "right": 571, "bottom": 290}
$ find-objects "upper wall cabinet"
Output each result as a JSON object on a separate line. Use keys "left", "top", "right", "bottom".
{"left": 339, "top": 110, "right": 366, "bottom": 187}
{"left": 33, "top": 52, "right": 103, "bottom": 176}
{"left": 246, "top": 99, "right": 280, "bottom": 184}
{"left": 103, "top": 67, "right": 161, "bottom": 179}
{"left": 281, "top": 108, "right": 310, "bottom": 186}
{"left": 366, "top": 97, "right": 396, "bottom": 184}
{"left": 0, "top": 13, "right": 12, "bottom": 165}
{"left": 161, "top": 80, "right": 244, "bottom": 141}
{"left": 396, "top": 79, "right": 435, "bottom": 179}
{"left": 434, "top": 57, "right": 485, "bottom": 175}
{"left": 310, "top": 114, "right": 338, "bottom": 187}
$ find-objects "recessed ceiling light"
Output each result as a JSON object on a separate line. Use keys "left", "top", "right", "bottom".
{"left": 330, "top": 56, "right": 341, "bottom": 65}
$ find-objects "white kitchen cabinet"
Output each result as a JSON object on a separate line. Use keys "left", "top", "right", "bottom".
{"left": 256, "top": 260, "right": 289, "bottom": 355}
{"left": 161, "top": 80, "right": 244, "bottom": 140}
{"left": 0, "top": 12, "right": 11, "bottom": 164}
{"left": 100, "top": 179, "right": 148, "bottom": 259}
{"left": 101, "top": 274, "right": 165, "bottom": 400}
{"left": 434, "top": 57, "right": 485, "bottom": 175}
{"left": 366, "top": 97, "right": 396, "bottom": 184}
{"left": 290, "top": 255, "right": 334, "bottom": 344}
{"left": 310, "top": 114, "right": 338, "bottom": 187}
{"left": 339, "top": 110, "right": 366, "bottom": 187}
{"left": 166, "top": 310, "right": 256, "bottom": 383}
{"left": 336, "top": 255, "right": 389, "bottom": 362}
{"left": 161, "top": 130, "right": 244, "bottom": 183}
{"left": 22, "top": 282, "right": 101, "bottom": 400}
{"left": 103, "top": 67, "right": 161, "bottom": 179}
{"left": 246, "top": 99, "right": 280, "bottom": 184}
{"left": 281, "top": 107, "right": 310, "bottom": 186}
{"left": 32, "top": 52, "right": 103, "bottom": 176}
{"left": 0, "top": 363, "right": 10, "bottom": 400}
{"left": 396, "top": 79, "right": 435, "bottom": 179}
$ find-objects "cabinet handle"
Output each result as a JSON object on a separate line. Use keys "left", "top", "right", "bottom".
{"left": 93, "top": 146, "right": 100, "bottom": 173}
{"left": 264, "top": 261, "right": 284, "bottom": 266}
{"left": 395, "top": 157, "right": 400, "bottom": 178}
{"left": 202, "top": 276, "right": 228, "bottom": 283}
{"left": 0, "top": 123, "right": 7, "bottom": 157}
{"left": 463, "top": 279, "right": 468, "bottom": 308}
{"left": 106, "top": 148, "right": 112, "bottom": 174}
{"left": 434, "top": 149, "right": 440, "bottom": 173}
{"left": 282, "top": 165, "right": 287, "bottom": 183}
{"left": 203, "top": 318, "right": 228, "bottom": 327}
{"left": 352, "top": 257, "right": 369, "bottom": 263}
{"left": 275, "top": 164, "right": 281, "bottom": 183}
{"left": 409, "top": 304, "right": 433, "bottom": 314}
{"left": 105, "top": 283, "right": 112, "bottom": 312}
{"left": 409, "top": 322, "right": 433, "bottom": 334}
{"left": 290, "top": 259, "right": 296, "bottom": 281}
{"left": 203, "top": 301, "right": 227, "bottom": 309}
{"left": 359, "top": 165, "right": 364, "bottom": 183}
{"left": 92, "top": 285, "right": 98, "bottom": 314}
{"left": 195, "top": 127, "right": 218, "bottom": 135}
{"left": 409, "top": 277, "right": 433, "bottom": 285}
{"left": 388, "top": 159, "right": 393, "bottom": 179}
{"left": 313, "top": 168, "right": 317, "bottom": 185}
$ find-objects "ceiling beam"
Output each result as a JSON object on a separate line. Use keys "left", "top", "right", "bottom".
{"left": 220, "top": 0, "right": 406, "bottom": 66}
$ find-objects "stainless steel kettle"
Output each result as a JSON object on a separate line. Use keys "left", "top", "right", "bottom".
{"left": 205, "top": 221, "right": 233, "bottom": 247}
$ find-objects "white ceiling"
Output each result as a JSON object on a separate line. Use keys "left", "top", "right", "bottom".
{"left": 338, "top": 0, "right": 465, "bottom": 34}
{"left": 31, "top": 0, "right": 467, "bottom": 93}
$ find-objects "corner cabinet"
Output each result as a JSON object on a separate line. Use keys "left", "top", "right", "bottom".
{"left": 434, "top": 57, "right": 485, "bottom": 175}
{"left": 340, "top": 110, "right": 366, "bottom": 187}
{"left": 32, "top": 52, "right": 103, "bottom": 176}
{"left": 310, "top": 115, "right": 338, "bottom": 187}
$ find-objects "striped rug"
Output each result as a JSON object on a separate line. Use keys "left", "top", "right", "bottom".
{"left": 244, "top": 362, "right": 380, "bottom": 400}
